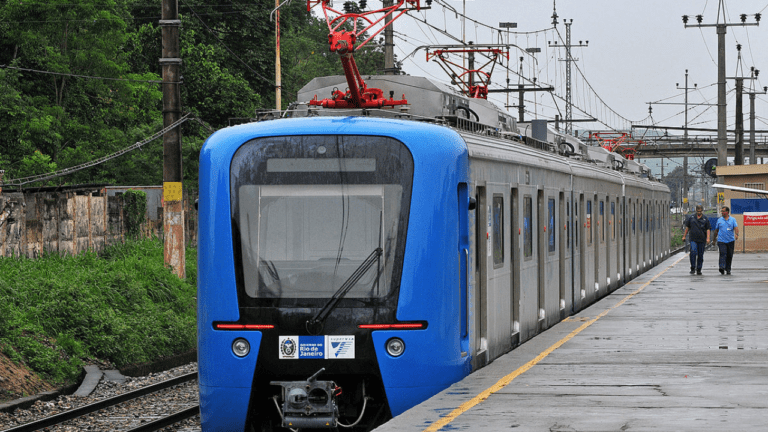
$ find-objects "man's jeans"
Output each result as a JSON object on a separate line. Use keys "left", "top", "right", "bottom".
{"left": 718, "top": 241, "right": 735, "bottom": 271}
{"left": 689, "top": 241, "right": 705, "bottom": 271}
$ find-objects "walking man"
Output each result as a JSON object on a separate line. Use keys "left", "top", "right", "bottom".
{"left": 713, "top": 206, "right": 739, "bottom": 275}
{"left": 683, "top": 205, "right": 710, "bottom": 275}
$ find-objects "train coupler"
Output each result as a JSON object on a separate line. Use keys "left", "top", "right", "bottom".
{"left": 271, "top": 368, "right": 339, "bottom": 429}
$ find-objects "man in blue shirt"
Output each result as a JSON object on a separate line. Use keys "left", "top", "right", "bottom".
{"left": 713, "top": 206, "right": 739, "bottom": 275}
{"left": 683, "top": 205, "right": 711, "bottom": 275}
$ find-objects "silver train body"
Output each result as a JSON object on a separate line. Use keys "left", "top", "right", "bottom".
{"left": 293, "top": 74, "right": 672, "bottom": 370}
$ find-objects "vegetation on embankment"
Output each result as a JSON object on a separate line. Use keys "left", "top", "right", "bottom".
{"left": 0, "top": 238, "right": 197, "bottom": 387}
{"left": 671, "top": 213, "right": 685, "bottom": 249}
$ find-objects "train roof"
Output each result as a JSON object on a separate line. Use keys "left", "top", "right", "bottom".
{"left": 252, "top": 75, "right": 662, "bottom": 184}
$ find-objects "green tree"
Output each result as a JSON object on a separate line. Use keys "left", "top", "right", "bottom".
{"left": 0, "top": 0, "right": 163, "bottom": 185}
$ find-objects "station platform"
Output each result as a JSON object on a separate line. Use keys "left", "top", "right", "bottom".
{"left": 374, "top": 250, "right": 768, "bottom": 432}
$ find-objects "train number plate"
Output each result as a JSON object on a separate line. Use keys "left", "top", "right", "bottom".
{"left": 278, "top": 336, "right": 355, "bottom": 360}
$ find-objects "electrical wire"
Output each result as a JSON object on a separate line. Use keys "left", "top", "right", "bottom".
{"left": 4, "top": 113, "right": 200, "bottom": 187}
{"left": 0, "top": 65, "right": 167, "bottom": 83}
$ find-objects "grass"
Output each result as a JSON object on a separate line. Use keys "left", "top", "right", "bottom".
{"left": 0, "top": 238, "right": 197, "bottom": 385}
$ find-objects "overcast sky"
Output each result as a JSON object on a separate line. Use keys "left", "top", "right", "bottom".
{"left": 390, "top": 0, "right": 768, "bottom": 135}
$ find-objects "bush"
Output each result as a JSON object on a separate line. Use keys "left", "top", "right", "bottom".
{"left": 0, "top": 238, "right": 197, "bottom": 384}
{"left": 123, "top": 189, "right": 148, "bottom": 239}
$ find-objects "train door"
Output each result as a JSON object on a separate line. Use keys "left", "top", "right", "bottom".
{"left": 607, "top": 199, "right": 615, "bottom": 291}
{"left": 640, "top": 201, "right": 646, "bottom": 272}
{"left": 510, "top": 188, "right": 520, "bottom": 346}
{"left": 587, "top": 194, "right": 600, "bottom": 300}
{"left": 565, "top": 196, "right": 575, "bottom": 314}
{"left": 458, "top": 183, "right": 470, "bottom": 358}
{"left": 559, "top": 192, "right": 566, "bottom": 319}
{"left": 598, "top": 198, "right": 605, "bottom": 296}
{"left": 633, "top": 201, "right": 639, "bottom": 275}
{"left": 520, "top": 191, "right": 536, "bottom": 340}
{"left": 537, "top": 190, "right": 546, "bottom": 331}
{"left": 643, "top": 201, "right": 648, "bottom": 271}
{"left": 474, "top": 186, "right": 488, "bottom": 367}
{"left": 488, "top": 186, "right": 511, "bottom": 359}
{"left": 613, "top": 198, "right": 620, "bottom": 287}
{"left": 624, "top": 198, "right": 635, "bottom": 282}
{"left": 578, "top": 193, "right": 586, "bottom": 307}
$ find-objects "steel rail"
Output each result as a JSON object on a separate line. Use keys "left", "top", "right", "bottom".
{"left": 123, "top": 405, "right": 200, "bottom": 432}
{"left": 4, "top": 372, "right": 197, "bottom": 432}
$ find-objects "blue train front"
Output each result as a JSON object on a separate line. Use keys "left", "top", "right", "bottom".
{"left": 198, "top": 116, "right": 473, "bottom": 431}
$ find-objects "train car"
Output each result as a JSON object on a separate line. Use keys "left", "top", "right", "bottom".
{"left": 197, "top": 74, "right": 671, "bottom": 431}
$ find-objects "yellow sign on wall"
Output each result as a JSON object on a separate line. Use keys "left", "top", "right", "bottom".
{"left": 717, "top": 192, "right": 725, "bottom": 204}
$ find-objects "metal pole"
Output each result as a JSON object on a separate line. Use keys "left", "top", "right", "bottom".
{"left": 565, "top": 20, "right": 572, "bottom": 135}
{"left": 384, "top": 0, "right": 395, "bottom": 74}
{"left": 275, "top": 0, "right": 282, "bottom": 111}
{"left": 716, "top": 24, "right": 727, "bottom": 170}
{"left": 749, "top": 91, "right": 756, "bottom": 164}
{"left": 506, "top": 29, "right": 510, "bottom": 110}
{"left": 683, "top": 70, "right": 689, "bottom": 212}
{"left": 161, "top": 0, "right": 185, "bottom": 278}
{"left": 734, "top": 77, "right": 743, "bottom": 165}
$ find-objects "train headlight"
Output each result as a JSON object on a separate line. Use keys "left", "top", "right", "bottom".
{"left": 385, "top": 337, "right": 405, "bottom": 357}
{"left": 232, "top": 338, "right": 250, "bottom": 357}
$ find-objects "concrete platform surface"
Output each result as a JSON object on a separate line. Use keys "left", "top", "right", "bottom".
{"left": 374, "top": 251, "right": 768, "bottom": 432}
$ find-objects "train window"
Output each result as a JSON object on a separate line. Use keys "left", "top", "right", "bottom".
{"left": 611, "top": 201, "right": 616, "bottom": 240}
{"left": 599, "top": 200, "right": 605, "bottom": 243}
{"left": 493, "top": 195, "right": 504, "bottom": 267}
{"left": 230, "top": 135, "right": 413, "bottom": 304}
{"left": 548, "top": 198, "right": 555, "bottom": 253}
{"left": 524, "top": 196, "right": 532, "bottom": 259}
{"left": 586, "top": 200, "right": 592, "bottom": 245}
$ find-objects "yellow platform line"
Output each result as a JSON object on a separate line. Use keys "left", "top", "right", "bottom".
{"left": 422, "top": 254, "right": 687, "bottom": 432}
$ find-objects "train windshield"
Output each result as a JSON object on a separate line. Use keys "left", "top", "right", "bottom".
{"left": 230, "top": 135, "right": 413, "bottom": 304}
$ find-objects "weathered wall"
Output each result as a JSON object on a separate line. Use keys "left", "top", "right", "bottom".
{"left": 0, "top": 187, "right": 197, "bottom": 258}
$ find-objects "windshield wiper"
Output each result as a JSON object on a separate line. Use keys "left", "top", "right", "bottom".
{"left": 307, "top": 248, "right": 383, "bottom": 328}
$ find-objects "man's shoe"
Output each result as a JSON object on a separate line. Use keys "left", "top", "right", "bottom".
{"left": 697, "top": 270, "right": 702, "bottom": 275}
{"left": 719, "top": 268, "right": 725, "bottom": 275}
{"left": 690, "top": 269, "right": 696, "bottom": 274}
{"left": 726, "top": 271, "right": 731, "bottom": 275}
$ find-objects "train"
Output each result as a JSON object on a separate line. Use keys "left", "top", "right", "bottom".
{"left": 196, "top": 74, "right": 672, "bottom": 431}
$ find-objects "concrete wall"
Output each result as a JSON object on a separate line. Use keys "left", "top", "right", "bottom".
{"left": 0, "top": 187, "right": 197, "bottom": 258}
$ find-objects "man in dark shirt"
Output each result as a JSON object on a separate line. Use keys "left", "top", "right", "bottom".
{"left": 683, "top": 205, "right": 711, "bottom": 275}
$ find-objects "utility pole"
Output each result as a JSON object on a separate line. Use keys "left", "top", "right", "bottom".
{"left": 727, "top": 44, "right": 756, "bottom": 166}
{"left": 499, "top": 22, "right": 517, "bottom": 111}
{"left": 676, "top": 70, "right": 696, "bottom": 211}
{"left": 682, "top": 4, "right": 761, "bottom": 169}
{"left": 495, "top": 56, "right": 552, "bottom": 122}
{"left": 735, "top": 76, "right": 744, "bottom": 165}
{"left": 549, "top": 19, "right": 588, "bottom": 135}
{"left": 384, "top": 0, "right": 395, "bottom": 74}
{"left": 275, "top": 0, "right": 282, "bottom": 111}
{"left": 744, "top": 67, "right": 767, "bottom": 165}
{"left": 160, "top": 0, "right": 185, "bottom": 278}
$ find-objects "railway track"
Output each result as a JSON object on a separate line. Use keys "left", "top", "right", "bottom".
{"left": 2, "top": 371, "right": 199, "bottom": 432}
